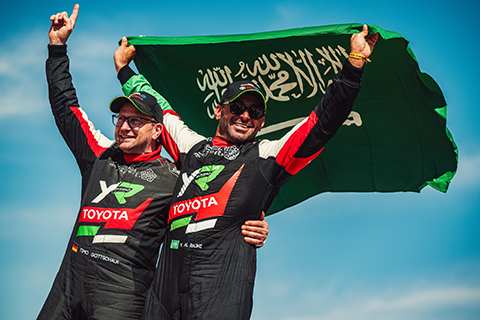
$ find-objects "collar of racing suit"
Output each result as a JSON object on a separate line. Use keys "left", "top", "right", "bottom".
{"left": 123, "top": 144, "right": 164, "bottom": 164}
{"left": 211, "top": 136, "right": 256, "bottom": 147}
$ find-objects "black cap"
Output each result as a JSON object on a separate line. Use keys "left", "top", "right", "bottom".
{"left": 221, "top": 80, "right": 267, "bottom": 110}
{"left": 109, "top": 91, "right": 163, "bottom": 123}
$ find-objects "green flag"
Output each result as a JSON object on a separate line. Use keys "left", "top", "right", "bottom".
{"left": 125, "top": 23, "right": 457, "bottom": 214}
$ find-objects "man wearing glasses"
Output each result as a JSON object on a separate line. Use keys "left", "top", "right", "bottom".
{"left": 38, "top": 5, "right": 268, "bottom": 320}
{"left": 114, "top": 20, "right": 378, "bottom": 320}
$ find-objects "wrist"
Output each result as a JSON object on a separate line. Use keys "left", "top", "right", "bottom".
{"left": 115, "top": 62, "right": 126, "bottom": 74}
{"left": 49, "top": 35, "right": 66, "bottom": 46}
{"left": 348, "top": 52, "right": 370, "bottom": 68}
{"left": 341, "top": 58, "right": 364, "bottom": 83}
{"left": 49, "top": 40, "right": 65, "bottom": 45}
{"left": 118, "top": 65, "right": 136, "bottom": 85}
{"left": 48, "top": 44, "right": 67, "bottom": 59}
{"left": 348, "top": 57, "right": 366, "bottom": 68}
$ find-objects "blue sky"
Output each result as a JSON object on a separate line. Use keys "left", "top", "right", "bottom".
{"left": 1, "top": 1, "right": 479, "bottom": 319}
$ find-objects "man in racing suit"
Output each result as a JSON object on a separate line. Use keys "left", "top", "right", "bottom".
{"left": 38, "top": 5, "right": 268, "bottom": 320}
{"left": 115, "top": 23, "right": 378, "bottom": 320}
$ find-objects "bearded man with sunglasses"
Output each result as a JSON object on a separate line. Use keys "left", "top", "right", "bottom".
{"left": 39, "top": 5, "right": 268, "bottom": 320}
{"left": 114, "top": 24, "right": 377, "bottom": 320}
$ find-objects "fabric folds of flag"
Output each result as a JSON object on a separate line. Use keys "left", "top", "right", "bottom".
{"left": 124, "top": 23, "right": 458, "bottom": 215}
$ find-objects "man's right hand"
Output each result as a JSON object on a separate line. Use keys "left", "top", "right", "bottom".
{"left": 49, "top": 4, "right": 79, "bottom": 45}
{"left": 242, "top": 212, "right": 269, "bottom": 248}
{"left": 114, "top": 37, "right": 136, "bottom": 73}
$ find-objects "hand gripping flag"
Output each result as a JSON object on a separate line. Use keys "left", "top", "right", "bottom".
{"left": 124, "top": 23, "right": 458, "bottom": 215}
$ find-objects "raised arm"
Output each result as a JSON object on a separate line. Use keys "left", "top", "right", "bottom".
{"left": 114, "top": 37, "right": 174, "bottom": 112}
{"left": 259, "top": 24, "right": 378, "bottom": 178}
{"left": 113, "top": 38, "right": 205, "bottom": 160}
{"left": 47, "top": 4, "right": 112, "bottom": 175}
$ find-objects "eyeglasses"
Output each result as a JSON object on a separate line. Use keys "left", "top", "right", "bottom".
{"left": 226, "top": 100, "right": 265, "bottom": 120}
{"left": 112, "top": 115, "right": 157, "bottom": 128}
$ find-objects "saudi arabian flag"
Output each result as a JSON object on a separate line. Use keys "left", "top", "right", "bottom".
{"left": 125, "top": 23, "right": 458, "bottom": 214}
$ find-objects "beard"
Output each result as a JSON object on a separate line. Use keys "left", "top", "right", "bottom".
{"left": 217, "top": 111, "right": 260, "bottom": 144}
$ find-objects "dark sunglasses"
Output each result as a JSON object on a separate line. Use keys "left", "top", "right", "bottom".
{"left": 227, "top": 100, "right": 265, "bottom": 119}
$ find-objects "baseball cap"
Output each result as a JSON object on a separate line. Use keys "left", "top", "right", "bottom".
{"left": 109, "top": 91, "right": 163, "bottom": 123}
{"left": 221, "top": 80, "right": 267, "bottom": 110}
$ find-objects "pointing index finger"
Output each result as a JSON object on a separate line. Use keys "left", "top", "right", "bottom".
{"left": 70, "top": 4, "right": 80, "bottom": 24}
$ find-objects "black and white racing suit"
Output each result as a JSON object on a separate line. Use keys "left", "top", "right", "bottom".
{"left": 38, "top": 45, "right": 178, "bottom": 320}
{"left": 120, "top": 58, "right": 363, "bottom": 320}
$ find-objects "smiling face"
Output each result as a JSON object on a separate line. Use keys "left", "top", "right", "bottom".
{"left": 214, "top": 92, "right": 265, "bottom": 144}
{"left": 114, "top": 102, "right": 162, "bottom": 154}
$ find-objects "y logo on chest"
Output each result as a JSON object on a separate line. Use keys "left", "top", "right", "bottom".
{"left": 92, "top": 181, "right": 145, "bottom": 204}
{"left": 177, "top": 165, "right": 225, "bottom": 197}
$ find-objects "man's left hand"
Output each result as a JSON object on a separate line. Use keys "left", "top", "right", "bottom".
{"left": 348, "top": 24, "right": 379, "bottom": 68}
